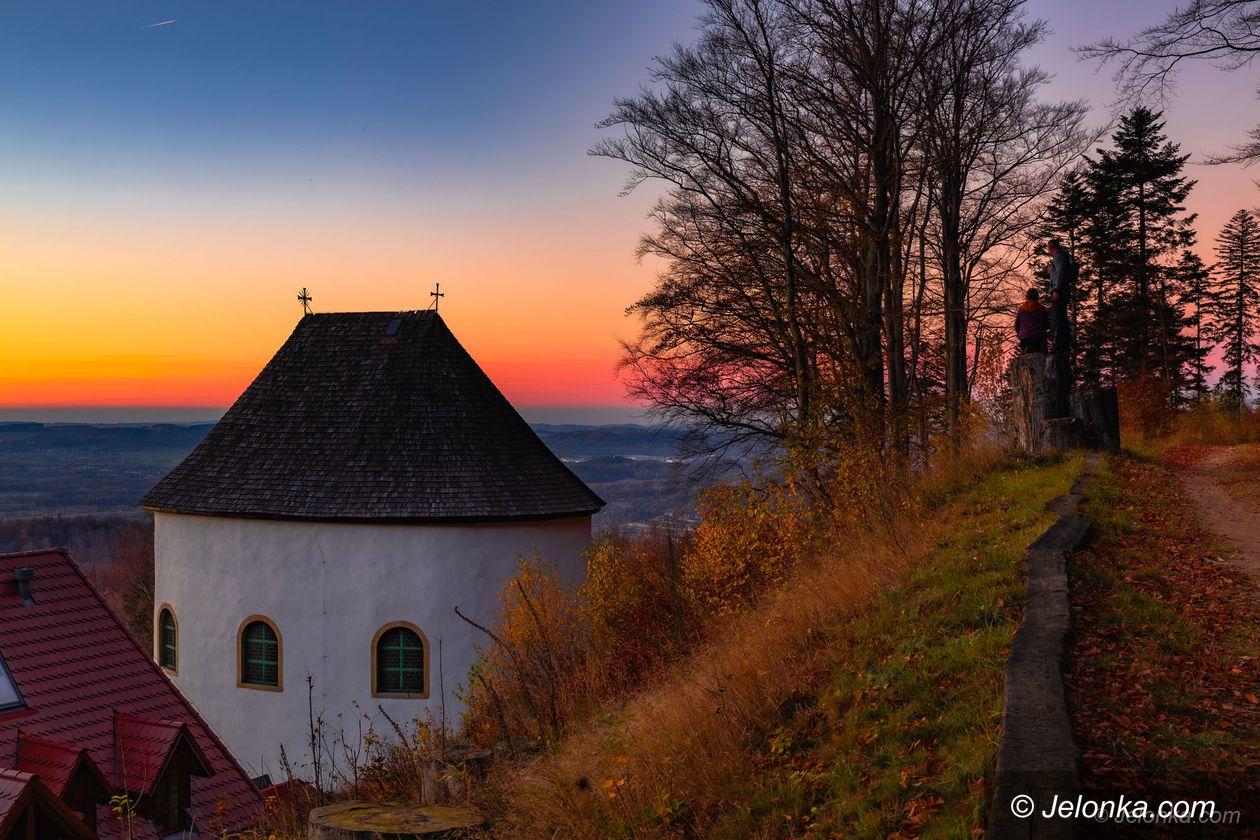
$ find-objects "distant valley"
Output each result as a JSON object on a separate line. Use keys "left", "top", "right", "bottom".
{"left": 0, "top": 421, "right": 707, "bottom": 564}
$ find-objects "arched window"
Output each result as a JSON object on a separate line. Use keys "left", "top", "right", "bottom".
{"left": 157, "top": 606, "right": 178, "bottom": 673}
{"left": 237, "top": 617, "right": 282, "bottom": 691}
{"left": 372, "top": 623, "right": 428, "bottom": 698}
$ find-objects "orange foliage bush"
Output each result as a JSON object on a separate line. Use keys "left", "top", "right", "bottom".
{"left": 462, "top": 438, "right": 922, "bottom": 755}
{"left": 1117, "top": 374, "right": 1177, "bottom": 439}
{"left": 681, "top": 480, "right": 812, "bottom": 616}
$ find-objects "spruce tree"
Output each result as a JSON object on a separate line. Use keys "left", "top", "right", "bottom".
{"left": 1082, "top": 107, "right": 1198, "bottom": 399}
{"left": 1175, "top": 249, "right": 1215, "bottom": 400}
{"left": 1208, "top": 209, "right": 1260, "bottom": 409}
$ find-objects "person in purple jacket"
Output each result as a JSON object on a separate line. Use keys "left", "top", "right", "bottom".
{"left": 1014, "top": 287, "right": 1049, "bottom": 354}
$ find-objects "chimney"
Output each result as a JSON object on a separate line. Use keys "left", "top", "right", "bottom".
{"left": 13, "top": 567, "right": 35, "bottom": 606}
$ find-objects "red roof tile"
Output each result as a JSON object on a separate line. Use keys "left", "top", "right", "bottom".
{"left": 0, "top": 768, "right": 27, "bottom": 831}
{"left": 0, "top": 767, "right": 95, "bottom": 840}
{"left": 0, "top": 549, "right": 262, "bottom": 839}
{"left": 16, "top": 733, "right": 110, "bottom": 799}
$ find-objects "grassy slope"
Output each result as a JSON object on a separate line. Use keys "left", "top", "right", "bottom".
{"left": 493, "top": 455, "right": 1080, "bottom": 838}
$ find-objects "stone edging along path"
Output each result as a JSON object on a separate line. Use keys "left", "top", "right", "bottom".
{"left": 988, "top": 452, "right": 1101, "bottom": 840}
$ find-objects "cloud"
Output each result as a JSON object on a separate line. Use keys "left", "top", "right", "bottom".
{"left": 144, "top": 19, "right": 176, "bottom": 28}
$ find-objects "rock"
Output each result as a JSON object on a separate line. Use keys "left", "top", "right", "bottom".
{"left": 308, "top": 802, "right": 485, "bottom": 840}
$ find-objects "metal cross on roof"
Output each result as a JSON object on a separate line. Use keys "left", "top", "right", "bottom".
{"left": 297, "top": 287, "right": 313, "bottom": 316}
{"left": 429, "top": 283, "right": 445, "bottom": 311}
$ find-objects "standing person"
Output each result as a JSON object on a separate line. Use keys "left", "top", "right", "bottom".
{"left": 1014, "top": 288, "right": 1049, "bottom": 354}
{"left": 1047, "top": 238, "right": 1075, "bottom": 353}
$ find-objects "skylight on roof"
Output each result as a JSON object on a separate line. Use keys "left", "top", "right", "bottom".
{"left": 0, "top": 648, "right": 23, "bottom": 712}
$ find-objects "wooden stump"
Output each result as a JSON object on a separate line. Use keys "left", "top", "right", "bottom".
{"left": 1070, "top": 387, "right": 1120, "bottom": 453}
{"left": 421, "top": 744, "right": 493, "bottom": 803}
{"left": 1042, "top": 417, "right": 1087, "bottom": 452}
{"left": 308, "top": 802, "right": 484, "bottom": 840}
{"left": 1007, "top": 353, "right": 1063, "bottom": 455}
{"left": 1009, "top": 354, "right": 1119, "bottom": 455}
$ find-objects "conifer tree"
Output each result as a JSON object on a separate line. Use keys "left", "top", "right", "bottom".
{"left": 1041, "top": 169, "right": 1093, "bottom": 336}
{"left": 1175, "top": 249, "right": 1215, "bottom": 399}
{"left": 1208, "top": 208, "right": 1260, "bottom": 409}
{"left": 1078, "top": 108, "right": 1198, "bottom": 398}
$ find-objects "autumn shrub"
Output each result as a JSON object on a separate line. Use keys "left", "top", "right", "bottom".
{"left": 461, "top": 525, "right": 705, "bottom": 751}
{"left": 585, "top": 527, "right": 693, "bottom": 685}
{"left": 1117, "top": 374, "right": 1178, "bottom": 441}
{"left": 1170, "top": 396, "right": 1260, "bottom": 445}
{"left": 681, "top": 478, "right": 815, "bottom": 617}
{"left": 460, "top": 557, "right": 588, "bottom": 750}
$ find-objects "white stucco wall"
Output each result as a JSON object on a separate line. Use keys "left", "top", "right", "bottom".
{"left": 152, "top": 512, "right": 591, "bottom": 780}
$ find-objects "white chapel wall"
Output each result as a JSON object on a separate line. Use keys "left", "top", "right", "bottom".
{"left": 153, "top": 511, "right": 591, "bottom": 779}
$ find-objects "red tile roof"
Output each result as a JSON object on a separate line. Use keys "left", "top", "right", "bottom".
{"left": 113, "top": 713, "right": 210, "bottom": 795}
{"left": 0, "top": 549, "right": 262, "bottom": 839}
{"left": 16, "top": 733, "right": 110, "bottom": 798}
{"left": 0, "top": 767, "right": 95, "bottom": 840}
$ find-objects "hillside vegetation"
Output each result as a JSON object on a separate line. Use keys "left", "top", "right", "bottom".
{"left": 465, "top": 452, "right": 1080, "bottom": 837}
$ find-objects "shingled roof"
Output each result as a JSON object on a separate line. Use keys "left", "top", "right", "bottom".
{"left": 142, "top": 311, "right": 604, "bottom": 522}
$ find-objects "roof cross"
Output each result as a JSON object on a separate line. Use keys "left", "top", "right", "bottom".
{"left": 297, "top": 287, "right": 313, "bottom": 316}
{"left": 429, "top": 283, "right": 445, "bottom": 311}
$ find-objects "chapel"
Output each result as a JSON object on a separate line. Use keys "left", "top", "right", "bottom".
{"left": 141, "top": 310, "right": 604, "bottom": 776}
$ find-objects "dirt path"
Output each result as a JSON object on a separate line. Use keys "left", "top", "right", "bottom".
{"left": 1182, "top": 444, "right": 1260, "bottom": 586}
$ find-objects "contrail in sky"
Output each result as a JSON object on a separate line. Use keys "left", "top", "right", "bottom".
{"left": 145, "top": 19, "right": 176, "bottom": 28}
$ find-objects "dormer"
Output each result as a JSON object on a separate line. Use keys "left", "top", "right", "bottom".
{"left": 15, "top": 735, "right": 111, "bottom": 832}
{"left": 0, "top": 768, "right": 96, "bottom": 840}
{"left": 112, "top": 714, "right": 212, "bottom": 837}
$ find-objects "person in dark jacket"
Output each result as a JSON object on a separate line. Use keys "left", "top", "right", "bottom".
{"left": 1046, "top": 237, "right": 1074, "bottom": 352}
{"left": 1015, "top": 288, "right": 1049, "bottom": 354}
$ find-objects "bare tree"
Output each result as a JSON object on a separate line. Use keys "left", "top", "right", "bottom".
{"left": 1081, "top": 0, "right": 1260, "bottom": 164}
{"left": 594, "top": 0, "right": 831, "bottom": 457}
{"left": 925, "top": 0, "right": 1090, "bottom": 440}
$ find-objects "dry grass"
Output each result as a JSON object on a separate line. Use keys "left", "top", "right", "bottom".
{"left": 476, "top": 443, "right": 1072, "bottom": 838}
{"left": 484, "top": 523, "right": 915, "bottom": 838}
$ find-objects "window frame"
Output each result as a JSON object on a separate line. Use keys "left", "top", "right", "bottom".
{"left": 0, "top": 647, "right": 24, "bottom": 714}
{"left": 156, "top": 605, "right": 178, "bottom": 675}
{"left": 236, "top": 615, "right": 283, "bottom": 692}
{"left": 370, "top": 621, "right": 429, "bottom": 699}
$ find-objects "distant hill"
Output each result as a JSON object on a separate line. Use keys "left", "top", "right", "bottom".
{"left": 0, "top": 421, "right": 705, "bottom": 532}
{"left": 532, "top": 424, "right": 687, "bottom": 460}
{"left": 0, "top": 422, "right": 215, "bottom": 517}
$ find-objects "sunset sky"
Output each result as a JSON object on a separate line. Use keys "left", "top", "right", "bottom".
{"left": 1, "top": 0, "right": 1257, "bottom": 423}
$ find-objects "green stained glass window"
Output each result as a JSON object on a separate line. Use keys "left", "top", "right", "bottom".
{"left": 241, "top": 621, "right": 279, "bottom": 687}
{"left": 159, "top": 609, "right": 177, "bottom": 671}
{"left": 376, "top": 627, "right": 424, "bottom": 694}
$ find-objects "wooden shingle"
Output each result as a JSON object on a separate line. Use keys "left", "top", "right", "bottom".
{"left": 141, "top": 312, "right": 605, "bottom": 522}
